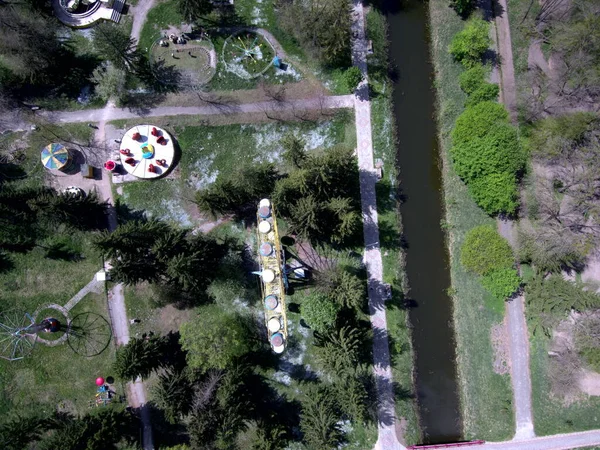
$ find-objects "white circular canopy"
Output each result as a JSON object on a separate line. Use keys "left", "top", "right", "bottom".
{"left": 119, "top": 125, "right": 175, "bottom": 179}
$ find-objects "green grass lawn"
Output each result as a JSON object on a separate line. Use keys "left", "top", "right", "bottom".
{"left": 531, "top": 334, "right": 600, "bottom": 435}
{"left": 428, "top": 0, "right": 515, "bottom": 440}
{"left": 0, "top": 122, "right": 118, "bottom": 420}
{"left": 113, "top": 113, "right": 354, "bottom": 225}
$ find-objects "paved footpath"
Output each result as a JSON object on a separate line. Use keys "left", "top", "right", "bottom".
{"left": 350, "top": 1, "right": 405, "bottom": 449}
{"left": 44, "top": 95, "right": 354, "bottom": 124}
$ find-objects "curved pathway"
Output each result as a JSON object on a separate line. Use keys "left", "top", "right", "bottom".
{"left": 351, "top": 1, "right": 404, "bottom": 449}
{"left": 130, "top": 0, "right": 157, "bottom": 47}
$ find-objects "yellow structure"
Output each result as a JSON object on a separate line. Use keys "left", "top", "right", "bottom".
{"left": 256, "top": 199, "right": 288, "bottom": 353}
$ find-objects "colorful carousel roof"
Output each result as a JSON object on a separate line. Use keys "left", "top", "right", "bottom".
{"left": 41, "top": 143, "right": 69, "bottom": 170}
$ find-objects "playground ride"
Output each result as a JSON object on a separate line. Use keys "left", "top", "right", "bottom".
{"left": 254, "top": 199, "right": 288, "bottom": 353}
{"left": 118, "top": 125, "right": 175, "bottom": 179}
{"left": 150, "top": 31, "right": 216, "bottom": 87}
{"left": 222, "top": 30, "right": 276, "bottom": 79}
{"left": 0, "top": 307, "right": 112, "bottom": 361}
{"left": 41, "top": 143, "right": 75, "bottom": 173}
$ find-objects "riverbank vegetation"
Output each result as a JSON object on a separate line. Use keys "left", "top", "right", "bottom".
{"left": 428, "top": 0, "right": 515, "bottom": 440}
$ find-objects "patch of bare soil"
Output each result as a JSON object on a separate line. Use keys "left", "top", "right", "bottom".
{"left": 578, "top": 369, "right": 600, "bottom": 396}
{"left": 491, "top": 319, "right": 510, "bottom": 375}
{"left": 157, "top": 304, "right": 194, "bottom": 335}
{"left": 549, "top": 312, "right": 600, "bottom": 403}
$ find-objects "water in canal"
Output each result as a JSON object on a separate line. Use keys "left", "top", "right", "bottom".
{"left": 380, "top": 0, "right": 463, "bottom": 443}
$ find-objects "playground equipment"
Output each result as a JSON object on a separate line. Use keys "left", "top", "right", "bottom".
{"left": 0, "top": 310, "right": 63, "bottom": 361}
{"left": 254, "top": 199, "right": 288, "bottom": 353}
{"left": 67, "top": 312, "right": 112, "bottom": 357}
{"left": 0, "top": 309, "right": 112, "bottom": 361}
{"left": 41, "top": 143, "right": 73, "bottom": 172}
{"left": 222, "top": 30, "right": 276, "bottom": 79}
{"left": 118, "top": 125, "right": 175, "bottom": 179}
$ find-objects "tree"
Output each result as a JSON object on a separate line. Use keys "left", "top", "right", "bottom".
{"left": 458, "top": 64, "right": 487, "bottom": 94}
{"left": 465, "top": 82, "right": 499, "bottom": 106}
{"left": 314, "top": 325, "right": 362, "bottom": 375}
{"left": 92, "top": 22, "right": 139, "bottom": 72}
{"left": 300, "top": 386, "right": 343, "bottom": 450}
{"left": 0, "top": 414, "right": 48, "bottom": 450}
{"left": 448, "top": 19, "right": 490, "bottom": 67}
{"left": 152, "top": 369, "right": 194, "bottom": 424}
{"left": 461, "top": 225, "right": 515, "bottom": 275}
{"left": 178, "top": 0, "right": 213, "bottom": 23}
{"left": 314, "top": 264, "right": 365, "bottom": 311}
{"left": 301, "top": 293, "right": 340, "bottom": 333}
{"left": 91, "top": 63, "right": 126, "bottom": 102}
{"left": 195, "top": 163, "right": 278, "bottom": 218}
{"left": 278, "top": 0, "right": 352, "bottom": 67}
{"left": 343, "top": 66, "right": 363, "bottom": 91}
{"left": 273, "top": 145, "right": 360, "bottom": 245}
{"left": 94, "top": 220, "right": 227, "bottom": 292}
{"left": 29, "top": 190, "right": 108, "bottom": 230}
{"left": 113, "top": 334, "right": 166, "bottom": 381}
{"left": 525, "top": 275, "right": 600, "bottom": 334}
{"left": 450, "top": 0, "right": 473, "bottom": 17}
{"left": 450, "top": 122, "right": 524, "bottom": 183}
{"left": 480, "top": 267, "right": 521, "bottom": 302}
{"left": 451, "top": 101, "right": 509, "bottom": 145}
{"left": 281, "top": 132, "right": 307, "bottom": 170}
{"left": 179, "top": 306, "right": 253, "bottom": 371}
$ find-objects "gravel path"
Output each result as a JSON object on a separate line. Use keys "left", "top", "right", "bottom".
{"left": 467, "top": 429, "right": 600, "bottom": 449}
{"left": 494, "top": 0, "right": 518, "bottom": 123}
{"left": 351, "top": 1, "right": 404, "bottom": 449}
{"left": 130, "top": 0, "right": 157, "bottom": 47}
{"left": 44, "top": 95, "right": 354, "bottom": 123}
{"left": 494, "top": 0, "right": 536, "bottom": 439}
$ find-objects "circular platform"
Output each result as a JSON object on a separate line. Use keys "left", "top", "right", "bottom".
{"left": 119, "top": 125, "right": 175, "bottom": 179}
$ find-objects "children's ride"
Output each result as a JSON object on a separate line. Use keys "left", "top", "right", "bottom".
{"left": 118, "top": 125, "right": 175, "bottom": 179}
{"left": 255, "top": 199, "right": 288, "bottom": 353}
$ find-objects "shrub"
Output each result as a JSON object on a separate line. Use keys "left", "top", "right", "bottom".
{"left": 529, "top": 112, "right": 598, "bottom": 160}
{"left": 180, "top": 306, "right": 252, "bottom": 371}
{"left": 451, "top": 122, "right": 523, "bottom": 183}
{"left": 449, "top": 19, "right": 490, "bottom": 67}
{"left": 301, "top": 293, "right": 340, "bottom": 333}
{"left": 451, "top": 101, "right": 509, "bottom": 145}
{"left": 458, "top": 64, "right": 486, "bottom": 94}
{"left": 580, "top": 347, "right": 600, "bottom": 372}
{"left": 461, "top": 225, "right": 514, "bottom": 275}
{"left": 468, "top": 172, "right": 519, "bottom": 215}
{"left": 343, "top": 66, "right": 363, "bottom": 91}
{"left": 465, "top": 82, "right": 499, "bottom": 106}
{"left": 481, "top": 267, "right": 521, "bottom": 302}
{"left": 451, "top": 0, "right": 473, "bottom": 17}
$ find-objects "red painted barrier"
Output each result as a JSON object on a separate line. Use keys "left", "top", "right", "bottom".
{"left": 407, "top": 441, "right": 485, "bottom": 450}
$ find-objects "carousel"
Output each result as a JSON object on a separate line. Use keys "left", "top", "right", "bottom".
{"left": 114, "top": 125, "right": 175, "bottom": 179}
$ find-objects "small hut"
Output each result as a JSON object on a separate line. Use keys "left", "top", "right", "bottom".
{"left": 41, "top": 143, "right": 73, "bottom": 172}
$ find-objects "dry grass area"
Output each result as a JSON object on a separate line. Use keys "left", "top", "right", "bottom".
{"left": 491, "top": 319, "right": 510, "bottom": 375}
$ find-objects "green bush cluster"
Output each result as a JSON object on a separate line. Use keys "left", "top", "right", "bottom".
{"left": 451, "top": 101, "right": 524, "bottom": 215}
{"left": 461, "top": 225, "right": 521, "bottom": 304}
{"left": 459, "top": 65, "right": 499, "bottom": 106}
{"left": 449, "top": 19, "right": 490, "bottom": 67}
{"left": 343, "top": 66, "right": 363, "bottom": 91}
{"left": 301, "top": 293, "right": 341, "bottom": 333}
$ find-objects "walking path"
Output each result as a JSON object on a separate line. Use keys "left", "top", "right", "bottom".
{"left": 350, "top": 1, "right": 404, "bottom": 449}
{"left": 494, "top": 0, "right": 518, "bottom": 122}
{"left": 44, "top": 95, "right": 354, "bottom": 124}
{"left": 492, "top": 0, "right": 536, "bottom": 440}
{"left": 64, "top": 276, "right": 103, "bottom": 311}
{"left": 130, "top": 0, "right": 157, "bottom": 47}
{"left": 462, "top": 429, "right": 600, "bottom": 450}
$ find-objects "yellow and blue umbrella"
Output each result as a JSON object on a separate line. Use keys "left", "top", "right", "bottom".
{"left": 41, "top": 143, "right": 70, "bottom": 170}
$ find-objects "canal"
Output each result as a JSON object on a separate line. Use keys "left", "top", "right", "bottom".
{"left": 381, "top": 0, "right": 462, "bottom": 443}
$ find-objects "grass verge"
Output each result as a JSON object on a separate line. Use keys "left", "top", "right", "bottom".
{"left": 428, "top": 0, "right": 514, "bottom": 440}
